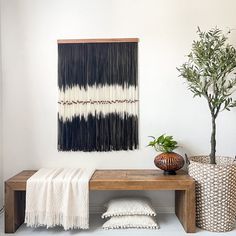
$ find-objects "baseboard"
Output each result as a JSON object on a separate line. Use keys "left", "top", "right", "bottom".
{"left": 89, "top": 205, "right": 175, "bottom": 214}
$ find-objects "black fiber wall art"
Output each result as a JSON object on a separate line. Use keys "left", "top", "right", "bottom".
{"left": 58, "top": 39, "right": 139, "bottom": 151}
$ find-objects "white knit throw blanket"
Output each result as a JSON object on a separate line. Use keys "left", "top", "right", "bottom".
{"left": 25, "top": 168, "right": 95, "bottom": 230}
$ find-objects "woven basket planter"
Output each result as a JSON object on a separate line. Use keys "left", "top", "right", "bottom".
{"left": 188, "top": 156, "right": 236, "bottom": 232}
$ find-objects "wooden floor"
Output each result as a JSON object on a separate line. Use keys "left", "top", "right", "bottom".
{"left": 5, "top": 169, "right": 196, "bottom": 234}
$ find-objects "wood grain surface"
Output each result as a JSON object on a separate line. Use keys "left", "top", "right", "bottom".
{"left": 57, "top": 38, "right": 139, "bottom": 44}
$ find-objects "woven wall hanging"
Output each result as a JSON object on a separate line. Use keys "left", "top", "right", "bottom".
{"left": 58, "top": 38, "right": 139, "bottom": 151}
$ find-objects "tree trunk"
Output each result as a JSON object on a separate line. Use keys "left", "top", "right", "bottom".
{"left": 210, "top": 116, "right": 216, "bottom": 164}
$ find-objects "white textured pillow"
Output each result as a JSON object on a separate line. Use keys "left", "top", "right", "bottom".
{"left": 102, "top": 215, "right": 160, "bottom": 229}
{"left": 102, "top": 197, "right": 156, "bottom": 218}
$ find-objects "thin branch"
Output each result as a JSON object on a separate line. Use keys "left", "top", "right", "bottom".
{"left": 214, "top": 104, "right": 221, "bottom": 118}
{"left": 204, "top": 92, "right": 214, "bottom": 115}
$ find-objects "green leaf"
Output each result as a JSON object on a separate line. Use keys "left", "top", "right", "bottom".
{"left": 147, "top": 134, "right": 178, "bottom": 153}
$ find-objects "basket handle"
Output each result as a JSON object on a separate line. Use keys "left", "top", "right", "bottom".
{"left": 234, "top": 156, "right": 236, "bottom": 162}
{"left": 185, "top": 153, "right": 190, "bottom": 165}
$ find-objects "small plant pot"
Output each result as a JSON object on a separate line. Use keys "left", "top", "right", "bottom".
{"left": 154, "top": 152, "right": 184, "bottom": 175}
{"left": 189, "top": 156, "right": 236, "bottom": 232}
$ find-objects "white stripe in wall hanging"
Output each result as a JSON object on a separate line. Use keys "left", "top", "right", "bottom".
{"left": 58, "top": 39, "right": 139, "bottom": 152}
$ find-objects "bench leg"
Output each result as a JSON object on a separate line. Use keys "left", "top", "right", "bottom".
{"left": 175, "top": 184, "right": 196, "bottom": 233}
{"left": 5, "top": 183, "right": 25, "bottom": 233}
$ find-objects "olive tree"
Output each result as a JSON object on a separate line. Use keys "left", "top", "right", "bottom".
{"left": 178, "top": 27, "right": 236, "bottom": 164}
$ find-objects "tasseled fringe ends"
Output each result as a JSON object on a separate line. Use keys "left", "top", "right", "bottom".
{"left": 25, "top": 212, "right": 89, "bottom": 230}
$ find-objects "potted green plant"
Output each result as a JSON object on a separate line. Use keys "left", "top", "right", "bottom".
{"left": 148, "top": 134, "right": 184, "bottom": 175}
{"left": 178, "top": 27, "right": 236, "bottom": 232}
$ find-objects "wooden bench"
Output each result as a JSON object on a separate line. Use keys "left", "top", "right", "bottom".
{"left": 5, "top": 169, "right": 196, "bottom": 233}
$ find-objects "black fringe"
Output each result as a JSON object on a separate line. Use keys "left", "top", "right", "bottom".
{"left": 58, "top": 113, "right": 139, "bottom": 152}
{"left": 58, "top": 42, "right": 138, "bottom": 90}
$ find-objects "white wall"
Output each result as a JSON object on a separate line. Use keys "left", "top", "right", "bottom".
{"left": 1, "top": 0, "right": 236, "bottom": 211}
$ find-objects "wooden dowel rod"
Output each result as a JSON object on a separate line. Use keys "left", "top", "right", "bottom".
{"left": 57, "top": 38, "right": 139, "bottom": 44}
